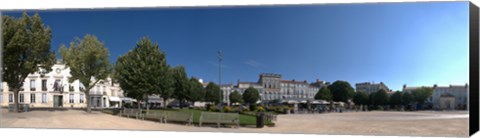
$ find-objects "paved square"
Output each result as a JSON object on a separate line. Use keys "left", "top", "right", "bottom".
{"left": 0, "top": 109, "right": 468, "bottom": 137}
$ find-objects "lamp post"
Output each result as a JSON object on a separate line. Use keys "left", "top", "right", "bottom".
{"left": 218, "top": 50, "right": 222, "bottom": 108}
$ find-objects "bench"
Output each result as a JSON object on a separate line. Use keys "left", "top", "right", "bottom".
{"left": 7, "top": 104, "right": 30, "bottom": 112}
{"left": 199, "top": 112, "right": 240, "bottom": 128}
{"left": 264, "top": 112, "right": 277, "bottom": 122}
{"left": 143, "top": 111, "right": 167, "bottom": 123}
{"left": 121, "top": 108, "right": 144, "bottom": 119}
{"left": 165, "top": 111, "right": 193, "bottom": 125}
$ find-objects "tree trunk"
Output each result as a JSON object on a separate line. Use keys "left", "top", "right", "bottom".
{"left": 13, "top": 88, "right": 20, "bottom": 113}
{"left": 179, "top": 99, "right": 183, "bottom": 109}
{"left": 137, "top": 100, "right": 141, "bottom": 110}
{"left": 86, "top": 92, "right": 91, "bottom": 113}
{"left": 163, "top": 99, "right": 167, "bottom": 109}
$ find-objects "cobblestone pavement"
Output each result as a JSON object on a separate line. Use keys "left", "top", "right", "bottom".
{"left": 0, "top": 109, "right": 468, "bottom": 137}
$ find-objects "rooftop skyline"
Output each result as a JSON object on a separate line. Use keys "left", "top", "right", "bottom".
{"left": 3, "top": 2, "right": 469, "bottom": 91}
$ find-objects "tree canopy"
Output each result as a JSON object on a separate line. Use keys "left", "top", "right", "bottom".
{"left": 243, "top": 87, "right": 260, "bottom": 105}
{"left": 371, "top": 89, "right": 389, "bottom": 106}
{"left": 60, "top": 34, "right": 111, "bottom": 112}
{"left": 389, "top": 91, "right": 403, "bottom": 106}
{"left": 328, "top": 81, "right": 355, "bottom": 102}
{"left": 402, "top": 92, "right": 413, "bottom": 105}
{"left": 314, "top": 87, "right": 333, "bottom": 101}
{"left": 2, "top": 12, "right": 55, "bottom": 112}
{"left": 229, "top": 90, "right": 243, "bottom": 104}
{"left": 187, "top": 77, "right": 204, "bottom": 104}
{"left": 411, "top": 87, "right": 433, "bottom": 104}
{"left": 172, "top": 65, "right": 190, "bottom": 108}
{"left": 114, "top": 37, "right": 171, "bottom": 108}
{"left": 353, "top": 91, "right": 369, "bottom": 105}
{"left": 205, "top": 82, "right": 221, "bottom": 104}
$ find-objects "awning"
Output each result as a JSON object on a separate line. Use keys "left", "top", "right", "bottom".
{"left": 109, "top": 96, "right": 121, "bottom": 102}
{"left": 146, "top": 95, "right": 162, "bottom": 103}
{"left": 121, "top": 97, "right": 134, "bottom": 102}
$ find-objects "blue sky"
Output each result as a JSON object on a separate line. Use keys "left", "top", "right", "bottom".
{"left": 4, "top": 2, "right": 469, "bottom": 91}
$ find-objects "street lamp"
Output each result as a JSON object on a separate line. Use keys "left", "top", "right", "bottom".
{"left": 218, "top": 50, "right": 222, "bottom": 108}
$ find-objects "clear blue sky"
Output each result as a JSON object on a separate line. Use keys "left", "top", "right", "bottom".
{"left": 4, "top": 2, "right": 469, "bottom": 91}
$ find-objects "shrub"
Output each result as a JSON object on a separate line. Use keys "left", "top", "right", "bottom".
{"left": 257, "top": 106, "right": 265, "bottom": 112}
{"left": 223, "top": 106, "right": 232, "bottom": 112}
{"left": 377, "top": 105, "right": 384, "bottom": 111}
{"left": 206, "top": 104, "right": 215, "bottom": 112}
{"left": 242, "top": 107, "right": 250, "bottom": 113}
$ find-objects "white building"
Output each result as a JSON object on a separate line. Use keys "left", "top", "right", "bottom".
{"left": 402, "top": 84, "right": 468, "bottom": 110}
{"left": 431, "top": 84, "right": 468, "bottom": 110}
{"left": 217, "top": 73, "right": 322, "bottom": 104}
{"left": 0, "top": 62, "right": 125, "bottom": 109}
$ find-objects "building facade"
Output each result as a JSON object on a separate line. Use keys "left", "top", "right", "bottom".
{"left": 402, "top": 84, "right": 468, "bottom": 110}
{"left": 0, "top": 63, "right": 124, "bottom": 109}
{"left": 431, "top": 84, "right": 468, "bottom": 110}
{"left": 355, "top": 82, "right": 390, "bottom": 95}
{"left": 219, "top": 73, "right": 323, "bottom": 104}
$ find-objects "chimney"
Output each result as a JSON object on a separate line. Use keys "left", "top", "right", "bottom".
{"left": 403, "top": 84, "right": 407, "bottom": 89}
{"left": 433, "top": 84, "right": 437, "bottom": 88}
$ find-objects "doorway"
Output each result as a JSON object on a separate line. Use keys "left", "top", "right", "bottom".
{"left": 54, "top": 95, "right": 63, "bottom": 108}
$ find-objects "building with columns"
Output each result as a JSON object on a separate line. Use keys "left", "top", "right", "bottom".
{"left": 0, "top": 62, "right": 125, "bottom": 109}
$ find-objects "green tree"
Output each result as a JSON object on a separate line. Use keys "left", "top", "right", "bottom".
{"left": 328, "top": 81, "right": 355, "bottom": 102}
{"left": 242, "top": 87, "right": 260, "bottom": 105}
{"left": 205, "top": 82, "right": 222, "bottom": 104}
{"left": 353, "top": 91, "right": 369, "bottom": 105}
{"left": 2, "top": 12, "right": 55, "bottom": 112}
{"left": 411, "top": 87, "right": 433, "bottom": 104}
{"left": 114, "top": 37, "right": 171, "bottom": 109}
{"left": 390, "top": 91, "right": 403, "bottom": 106}
{"left": 59, "top": 34, "right": 110, "bottom": 113}
{"left": 314, "top": 87, "right": 332, "bottom": 101}
{"left": 402, "top": 92, "right": 413, "bottom": 105}
{"left": 229, "top": 90, "right": 243, "bottom": 105}
{"left": 172, "top": 65, "right": 190, "bottom": 109}
{"left": 187, "top": 77, "right": 204, "bottom": 105}
{"left": 372, "top": 89, "right": 389, "bottom": 106}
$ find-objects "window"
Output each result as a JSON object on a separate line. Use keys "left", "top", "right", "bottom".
{"left": 42, "top": 80, "right": 47, "bottom": 91}
{"left": 0, "top": 94, "right": 3, "bottom": 103}
{"left": 30, "top": 80, "right": 36, "bottom": 91}
{"left": 42, "top": 93, "right": 47, "bottom": 103}
{"left": 80, "top": 94, "right": 84, "bottom": 103}
{"left": 69, "top": 94, "right": 74, "bottom": 103}
{"left": 0, "top": 83, "right": 3, "bottom": 91}
{"left": 69, "top": 84, "right": 74, "bottom": 92}
{"left": 30, "top": 94, "right": 36, "bottom": 103}
{"left": 19, "top": 93, "right": 24, "bottom": 103}
{"left": 54, "top": 80, "right": 61, "bottom": 91}
{"left": 9, "top": 94, "right": 13, "bottom": 103}
{"left": 79, "top": 83, "right": 85, "bottom": 92}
